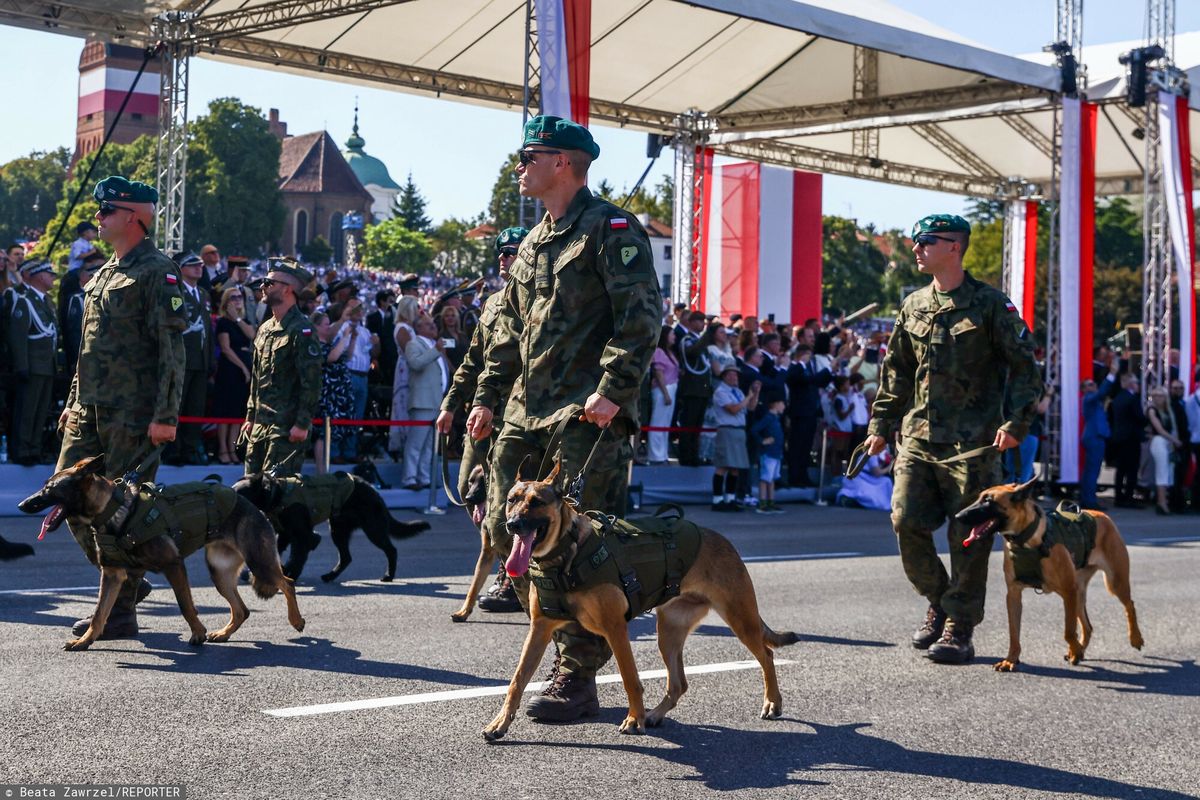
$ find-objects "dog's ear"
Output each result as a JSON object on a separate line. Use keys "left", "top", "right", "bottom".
{"left": 79, "top": 454, "right": 106, "bottom": 475}
{"left": 516, "top": 454, "right": 535, "bottom": 483}
{"left": 545, "top": 455, "right": 562, "bottom": 487}
{"left": 1010, "top": 474, "right": 1039, "bottom": 503}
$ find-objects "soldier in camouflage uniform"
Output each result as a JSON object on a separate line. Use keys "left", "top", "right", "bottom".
{"left": 865, "top": 214, "right": 1043, "bottom": 664}
{"left": 8, "top": 260, "right": 57, "bottom": 465}
{"left": 56, "top": 175, "right": 188, "bottom": 640}
{"left": 467, "top": 116, "right": 661, "bottom": 720}
{"left": 436, "top": 226, "right": 529, "bottom": 613}
{"left": 242, "top": 259, "right": 323, "bottom": 477}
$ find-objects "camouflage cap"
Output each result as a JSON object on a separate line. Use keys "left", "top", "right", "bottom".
{"left": 522, "top": 115, "right": 600, "bottom": 160}
{"left": 19, "top": 260, "right": 54, "bottom": 278}
{"left": 93, "top": 175, "right": 158, "bottom": 205}
{"left": 495, "top": 226, "right": 529, "bottom": 255}
{"left": 266, "top": 257, "right": 314, "bottom": 289}
{"left": 912, "top": 213, "right": 971, "bottom": 237}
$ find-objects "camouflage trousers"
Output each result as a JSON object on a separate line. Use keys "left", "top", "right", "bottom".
{"left": 244, "top": 423, "right": 308, "bottom": 477}
{"left": 891, "top": 439, "right": 1001, "bottom": 627}
{"left": 487, "top": 420, "right": 633, "bottom": 677}
{"left": 57, "top": 404, "right": 161, "bottom": 613}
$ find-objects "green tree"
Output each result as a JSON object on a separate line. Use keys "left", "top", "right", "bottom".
{"left": 430, "top": 216, "right": 488, "bottom": 277}
{"left": 822, "top": 215, "right": 885, "bottom": 314}
{"left": 961, "top": 217, "right": 1004, "bottom": 288}
{"left": 185, "top": 97, "right": 284, "bottom": 254}
{"left": 878, "top": 229, "right": 921, "bottom": 312}
{"left": 299, "top": 234, "right": 333, "bottom": 266}
{"left": 392, "top": 172, "right": 431, "bottom": 233}
{"left": 1092, "top": 197, "right": 1144, "bottom": 342}
{"left": 363, "top": 216, "right": 434, "bottom": 272}
{"left": 487, "top": 152, "right": 522, "bottom": 230}
{"left": 0, "top": 148, "right": 69, "bottom": 245}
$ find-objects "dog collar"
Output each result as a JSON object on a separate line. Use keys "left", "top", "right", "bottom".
{"left": 91, "top": 481, "right": 136, "bottom": 536}
{"left": 1002, "top": 505, "right": 1043, "bottom": 548}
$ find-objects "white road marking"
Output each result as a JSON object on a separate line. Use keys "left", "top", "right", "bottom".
{"left": 743, "top": 552, "right": 862, "bottom": 562}
{"left": 1134, "top": 536, "right": 1200, "bottom": 544}
{"left": 262, "top": 658, "right": 794, "bottom": 718}
{"left": 0, "top": 584, "right": 107, "bottom": 596}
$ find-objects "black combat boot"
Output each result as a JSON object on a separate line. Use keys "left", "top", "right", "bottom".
{"left": 477, "top": 566, "right": 522, "bottom": 613}
{"left": 911, "top": 605, "right": 947, "bottom": 650}
{"left": 926, "top": 619, "right": 975, "bottom": 664}
{"left": 71, "top": 576, "right": 152, "bottom": 638}
{"left": 0, "top": 535, "right": 34, "bottom": 561}
{"left": 525, "top": 653, "right": 600, "bottom": 722}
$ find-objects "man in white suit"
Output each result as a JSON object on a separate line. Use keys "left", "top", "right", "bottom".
{"left": 403, "top": 314, "right": 448, "bottom": 490}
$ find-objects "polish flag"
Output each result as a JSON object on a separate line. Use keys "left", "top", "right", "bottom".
{"left": 78, "top": 64, "right": 159, "bottom": 120}
{"left": 536, "top": 0, "right": 591, "bottom": 126}
{"left": 698, "top": 161, "right": 823, "bottom": 325}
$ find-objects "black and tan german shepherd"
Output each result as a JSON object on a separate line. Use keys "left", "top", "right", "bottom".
{"left": 232, "top": 472, "right": 430, "bottom": 583}
{"left": 956, "top": 477, "right": 1144, "bottom": 671}
{"left": 482, "top": 460, "right": 799, "bottom": 740}
{"left": 18, "top": 455, "right": 305, "bottom": 651}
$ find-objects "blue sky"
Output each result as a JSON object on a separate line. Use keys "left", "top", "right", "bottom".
{"left": 1, "top": 1, "right": 1195, "bottom": 231}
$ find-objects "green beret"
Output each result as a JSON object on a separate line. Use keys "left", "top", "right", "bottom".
{"left": 522, "top": 115, "right": 600, "bottom": 160}
{"left": 267, "top": 257, "right": 314, "bottom": 289}
{"left": 495, "top": 226, "right": 529, "bottom": 255}
{"left": 94, "top": 175, "right": 158, "bottom": 205}
{"left": 912, "top": 214, "right": 971, "bottom": 237}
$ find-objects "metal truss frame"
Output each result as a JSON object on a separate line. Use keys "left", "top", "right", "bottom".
{"left": 670, "top": 110, "right": 710, "bottom": 309}
{"left": 154, "top": 11, "right": 191, "bottom": 256}
{"left": 1141, "top": 84, "right": 1170, "bottom": 392}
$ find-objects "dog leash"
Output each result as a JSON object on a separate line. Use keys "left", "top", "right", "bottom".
{"left": 438, "top": 433, "right": 469, "bottom": 508}
{"left": 897, "top": 442, "right": 997, "bottom": 467}
{"left": 122, "top": 444, "right": 165, "bottom": 486}
{"left": 534, "top": 411, "right": 609, "bottom": 502}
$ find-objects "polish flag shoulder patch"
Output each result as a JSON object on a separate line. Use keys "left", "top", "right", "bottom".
{"left": 609, "top": 217, "right": 629, "bottom": 230}
{"left": 1005, "top": 301, "right": 1018, "bottom": 314}
{"left": 301, "top": 327, "right": 313, "bottom": 336}
{"left": 165, "top": 273, "right": 178, "bottom": 285}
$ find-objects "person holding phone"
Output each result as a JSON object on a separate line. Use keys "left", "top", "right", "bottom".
{"left": 331, "top": 298, "right": 379, "bottom": 462}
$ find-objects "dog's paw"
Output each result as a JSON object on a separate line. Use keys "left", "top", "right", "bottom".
{"left": 292, "top": 616, "right": 306, "bottom": 633}
{"left": 482, "top": 714, "right": 511, "bottom": 741}
{"left": 319, "top": 571, "right": 338, "bottom": 583}
{"left": 451, "top": 610, "right": 470, "bottom": 623}
{"left": 1131, "top": 633, "right": 1145, "bottom": 651}
{"left": 63, "top": 638, "right": 91, "bottom": 651}
{"left": 188, "top": 632, "right": 207, "bottom": 647}
{"left": 1064, "top": 649, "right": 1084, "bottom": 665}
{"left": 760, "top": 700, "right": 782, "bottom": 720}
{"left": 380, "top": 574, "right": 394, "bottom": 583}
{"left": 618, "top": 715, "right": 645, "bottom": 735}
{"left": 994, "top": 659, "right": 1019, "bottom": 672}
{"left": 645, "top": 712, "right": 666, "bottom": 728}
{"left": 206, "top": 630, "right": 232, "bottom": 643}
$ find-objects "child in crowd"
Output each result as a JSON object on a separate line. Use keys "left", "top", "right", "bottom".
{"left": 751, "top": 398, "right": 787, "bottom": 514}
{"left": 711, "top": 366, "right": 760, "bottom": 511}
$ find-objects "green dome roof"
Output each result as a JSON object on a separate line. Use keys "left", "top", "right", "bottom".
{"left": 343, "top": 112, "right": 399, "bottom": 190}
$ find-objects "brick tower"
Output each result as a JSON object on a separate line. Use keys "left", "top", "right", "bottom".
{"left": 74, "top": 40, "right": 162, "bottom": 165}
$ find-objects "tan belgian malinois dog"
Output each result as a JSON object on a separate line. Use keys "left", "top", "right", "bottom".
{"left": 18, "top": 455, "right": 306, "bottom": 651}
{"left": 955, "top": 477, "right": 1144, "bottom": 672}
{"left": 482, "top": 460, "right": 798, "bottom": 740}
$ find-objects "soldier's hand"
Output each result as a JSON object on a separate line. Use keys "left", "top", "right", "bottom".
{"left": 58, "top": 407, "right": 71, "bottom": 434}
{"left": 288, "top": 425, "right": 308, "bottom": 443}
{"left": 148, "top": 422, "right": 176, "bottom": 446}
{"left": 435, "top": 409, "right": 455, "bottom": 435}
{"left": 581, "top": 393, "right": 619, "bottom": 429}
{"left": 467, "top": 405, "right": 493, "bottom": 441}
{"left": 864, "top": 434, "right": 888, "bottom": 456}
{"left": 993, "top": 429, "right": 1020, "bottom": 451}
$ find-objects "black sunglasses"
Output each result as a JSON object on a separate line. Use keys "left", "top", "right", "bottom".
{"left": 518, "top": 149, "right": 562, "bottom": 166}
{"left": 913, "top": 233, "right": 956, "bottom": 247}
{"left": 98, "top": 201, "right": 136, "bottom": 218}
{"left": 498, "top": 247, "right": 518, "bottom": 257}
{"left": 259, "top": 278, "right": 282, "bottom": 287}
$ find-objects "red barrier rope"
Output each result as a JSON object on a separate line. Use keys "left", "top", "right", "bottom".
{"left": 180, "top": 416, "right": 721, "bottom": 433}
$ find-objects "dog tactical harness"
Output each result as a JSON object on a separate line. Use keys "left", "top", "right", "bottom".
{"left": 89, "top": 481, "right": 240, "bottom": 568}
{"left": 527, "top": 506, "right": 703, "bottom": 621}
{"left": 1006, "top": 501, "right": 1097, "bottom": 589}
{"left": 267, "top": 472, "right": 356, "bottom": 525}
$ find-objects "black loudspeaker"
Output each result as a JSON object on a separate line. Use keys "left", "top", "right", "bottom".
{"left": 647, "top": 133, "right": 665, "bottom": 159}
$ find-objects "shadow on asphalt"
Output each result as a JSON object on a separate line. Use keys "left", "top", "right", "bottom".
{"left": 514, "top": 720, "right": 1198, "bottom": 796}
{"left": 1013, "top": 655, "right": 1200, "bottom": 697}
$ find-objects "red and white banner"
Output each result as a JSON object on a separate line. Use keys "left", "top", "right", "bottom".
{"left": 699, "top": 161, "right": 822, "bottom": 324}
{"left": 1058, "top": 97, "right": 1097, "bottom": 483}
{"left": 1160, "top": 93, "right": 1197, "bottom": 391}
{"left": 77, "top": 64, "right": 159, "bottom": 119}
{"left": 536, "top": 0, "right": 591, "bottom": 126}
{"left": 1005, "top": 199, "right": 1038, "bottom": 327}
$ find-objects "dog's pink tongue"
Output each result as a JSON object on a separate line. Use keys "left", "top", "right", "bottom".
{"left": 38, "top": 505, "right": 64, "bottom": 541}
{"left": 505, "top": 532, "right": 535, "bottom": 577}
{"left": 470, "top": 504, "right": 486, "bottom": 527}
{"left": 962, "top": 521, "right": 991, "bottom": 548}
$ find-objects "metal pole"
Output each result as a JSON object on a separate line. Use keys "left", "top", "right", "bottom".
{"left": 424, "top": 421, "right": 446, "bottom": 515}
{"left": 815, "top": 428, "right": 829, "bottom": 506}
{"left": 324, "top": 416, "right": 331, "bottom": 473}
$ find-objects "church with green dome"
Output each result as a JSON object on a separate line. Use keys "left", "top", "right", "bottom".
{"left": 342, "top": 105, "right": 400, "bottom": 222}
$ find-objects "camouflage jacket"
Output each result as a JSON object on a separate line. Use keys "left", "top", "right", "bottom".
{"left": 7, "top": 287, "right": 57, "bottom": 376}
{"left": 474, "top": 188, "right": 661, "bottom": 432}
{"left": 442, "top": 290, "right": 509, "bottom": 417}
{"left": 69, "top": 238, "right": 187, "bottom": 426}
{"left": 868, "top": 271, "right": 1043, "bottom": 445}
{"left": 246, "top": 303, "right": 323, "bottom": 433}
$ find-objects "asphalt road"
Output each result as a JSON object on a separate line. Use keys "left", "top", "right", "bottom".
{"left": 1, "top": 501, "right": 1197, "bottom": 800}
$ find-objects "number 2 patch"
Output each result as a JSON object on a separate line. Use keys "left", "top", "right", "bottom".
{"left": 620, "top": 246, "right": 638, "bottom": 266}
{"left": 170, "top": 296, "right": 183, "bottom": 312}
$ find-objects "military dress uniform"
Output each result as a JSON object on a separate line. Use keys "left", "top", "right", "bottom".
{"left": 7, "top": 263, "right": 57, "bottom": 464}
{"left": 475, "top": 118, "right": 662, "bottom": 688}
{"left": 869, "top": 215, "right": 1042, "bottom": 653}
{"left": 174, "top": 271, "right": 213, "bottom": 464}
{"left": 56, "top": 175, "right": 188, "bottom": 633}
{"left": 244, "top": 299, "right": 322, "bottom": 477}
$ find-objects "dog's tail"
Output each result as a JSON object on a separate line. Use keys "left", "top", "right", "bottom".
{"left": 387, "top": 516, "right": 431, "bottom": 541}
{"left": 763, "top": 623, "right": 800, "bottom": 650}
